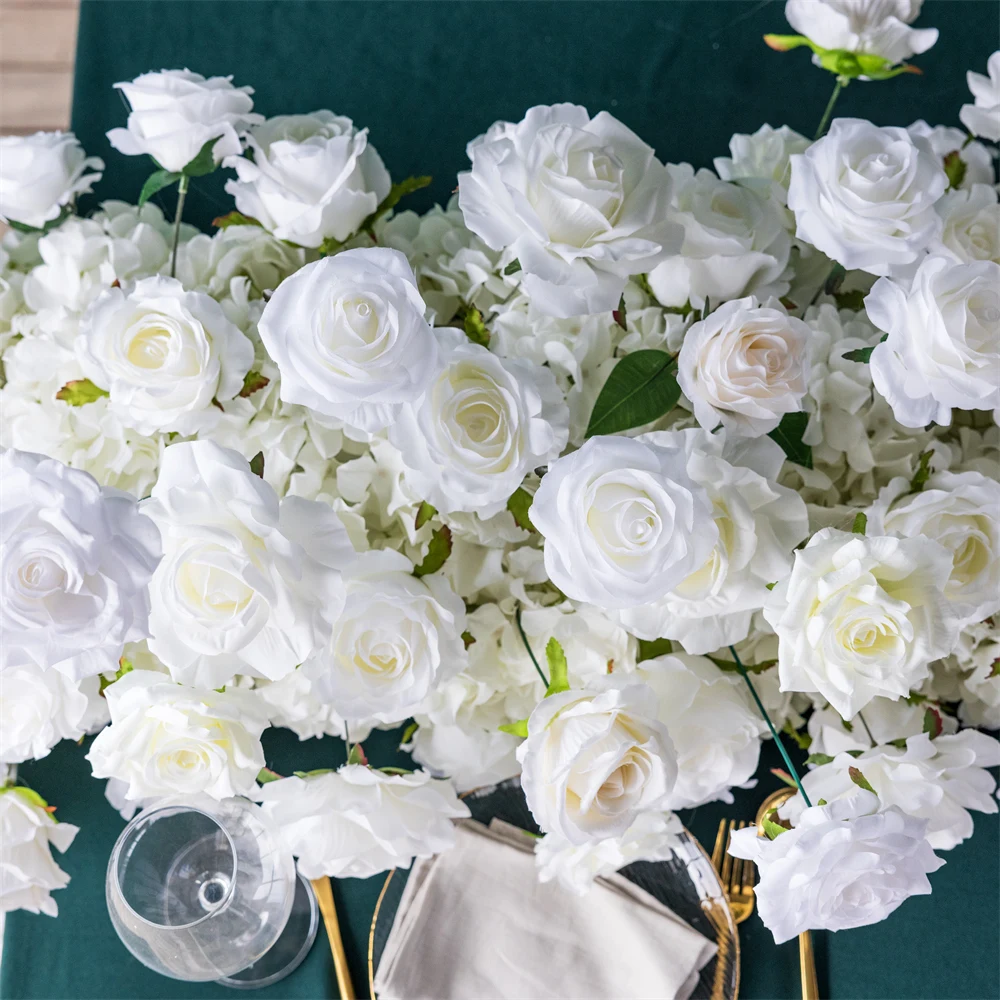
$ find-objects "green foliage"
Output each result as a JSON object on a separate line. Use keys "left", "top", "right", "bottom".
{"left": 238, "top": 371, "right": 270, "bottom": 398}
{"left": 923, "top": 707, "right": 943, "bottom": 738}
{"left": 637, "top": 637, "right": 673, "bottom": 662}
{"left": 613, "top": 293, "right": 627, "bottom": 331}
{"left": 56, "top": 378, "right": 109, "bottom": 406}
{"left": 834, "top": 288, "right": 868, "bottom": 311}
{"left": 503, "top": 259, "right": 522, "bottom": 276}
{"left": 848, "top": 765, "right": 876, "bottom": 793}
{"left": 256, "top": 767, "right": 283, "bottom": 784}
{"left": 910, "top": 450, "right": 934, "bottom": 492}
{"left": 249, "top": 451, "right": 265, "bottom": 479}
{"left": 461, "top": 630, "right": 476, "bottom": 649}
{"left": 762, "top": 809, "right": 791, "bottom": 840}
{"left": 400, "top": 721, "right": 419, "bottom": 746}
{"left": 413, "top": 525, "right": 453, "bottom": 577}
{"left": 585, "top": 349, "right": 680, "bottom": 437}
{"left": 182, "top": 136, "right": 224, "bottom": 177}
{"left": 707, "top": 654, "right": 777, "bottom": 674}
{"left": 213, "top": 210, "right": 263, "bottom": 229}
{"left": 346, "top": 744, "right": 368, "bottom": 766}
{"left": 415, "top": 501, "right": 437, "bottom": 530}
{"left": 943, "top": 150, "right": 967, "bottom": 191}
{"left": 461, "top": 305, "right": 490, "bottom": 347}
{"left": 842, "top": 334, "right": 886, "bottom": 364}
{"left": 806, "top": 752, "right": 835, "bottom": 766}
{"left": 506, "top": 488, "right": 535, "bottom": 532}
{"left": 5, "top": 205, "right": 72, "bottom": 235}
{"left": 320, "top": 175, "right": 432, "bottom": 254}
{"left": 544, "top": 637, "right": 570, "bottom": 696}
{"left": 852, "top": 511, "right": 868, "bottom": 534}
{"left": 498, "top": 719, "right": 529, "bottom": 738}
{"left": 767, "top": 411, "right": 813, "bottom": 468}
{"left": 782, "top": 721, "right": 812, "bottom": 751}
{"left": 138, "top": 169, "right": 181, "bottom": 209}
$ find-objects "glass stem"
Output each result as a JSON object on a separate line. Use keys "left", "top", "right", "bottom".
{"left": 815, "top": 75, "right": 847, "bottom": 140}
{"left": 170, "top": 174, "right": 189, "bottom": 279}
{"left": 728, "top": 645, "right": 812, "bottom": 807}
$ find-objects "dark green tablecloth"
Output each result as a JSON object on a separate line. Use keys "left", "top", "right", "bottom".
{"left": 4, "top": 2, "right": 999, "bottom": 997}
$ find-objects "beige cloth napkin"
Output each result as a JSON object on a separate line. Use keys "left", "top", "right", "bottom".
{"left": 373, "top": 819, "right": 717, "bottom": 1000}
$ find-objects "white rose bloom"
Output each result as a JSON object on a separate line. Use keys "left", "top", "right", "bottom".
{"left": 256, "top": 765, "right": 470, "bottom": 879}
{"left": 0, "top": 787, "right": 79, "bottom": 917}
{"left": 87, "top": 669, "right": 268, "bottom": 801}
{"left": 535, "top": 811, "right": 683, "bottom": 896}
{"left": 0, "top": 663, "right": 105, "bottom": 763}
{"left": 868, "top": 471, "right": 1000, "bottom": 624}
{"left": 517, "top": 680, "right": 678, "bottom": 844}
{"left": 764, "top": 528, "right": 961, "bottom": 718}
{"left": 258, "top": 248, "right": 439, "bottom": 433}
{"left": 224, "top": 111, "right": 391, "bottom": 248}
{"left": 647, "top": 165, "right": 790, "bottom": 310}
{"left": 530, "top": 434, "right": 717, "bottom": 609}
{"left": 729, "top": 790, "right": 942, "bottom": 944}
{"left": 713, "top": 124, "right": 811, "bottom": 204}
{"left": 391, "top": 328, "right": 568, "bottom": 517}
{"left": 867, "top": 256, "right": 1000, "bottom": 427}
{"left": 788, "top": 119, "right": 946, "bottom": 276}
{"left": 637, "top": 654, "right": 767, "bottom": 809}
{"left": 906, "top": 122, "right": 994, "bottom": 191}
{"left": 614, "top": 430, "right": 808, "bottom": 652}
{"left": 784, "top": 0, "right": 938, "bottom": 65}
{"left": 458, "top": 103, "right": 681, "bottom": 317}
{"left": 960, "top": 51, "right": 1000, "bottom": 142}
{"left": 932, "top": 185, "right": 1000, "bottom": 266}
{"left": 677, "top": 296, "right": 810, "bottom": 438}
{"left": 107, "top": 69, "right": 263, "bottom": 173}
{"left": 77, "top": 276, "right": 254, "bottom": 436}
{"left": 0, "top": 131, "right": 103, "bottom": 229}
{"left": 1, "top": 449, "right": 160, "bottom": 679}
{"left": 806, "top": 696, "right": 927, "bottom": 756}
{"left": 785, "top": 732, "right": 1000, "bottom": 850}
{"left": 306, "top": 549, "right": 467, "bottom": 724}
{"left": 142, "top": 441, "right": 350, "bottom": 688}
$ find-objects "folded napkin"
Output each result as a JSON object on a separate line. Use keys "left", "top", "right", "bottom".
{"left": 373, "top": 819, "right": 717, "bottom": 1000}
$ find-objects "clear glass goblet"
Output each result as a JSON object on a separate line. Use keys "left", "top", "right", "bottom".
{"left": 106, "top": 795, "right": 317, "bottom": 988}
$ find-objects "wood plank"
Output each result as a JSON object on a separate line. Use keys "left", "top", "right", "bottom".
{"left": 0, "top": 6, "right": 78, "bottom": 66}
{"left": 0, "top": 70, "right": 74, "bottom": 130}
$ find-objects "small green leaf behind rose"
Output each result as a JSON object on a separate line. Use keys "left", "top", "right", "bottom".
{"left": 943, "top": 150, "right": 967, "bottom": 191}
{"left": 346, "top": 743, "right": 368, "bottom": 767}
{"left": 852, "top": 511, "right": 867, "bottom": 534}
{"left": 399, "top": 721, "right": 419, "bottom": 746}
{"left": 923, "top": 706, "right": 943, "bottom": 739}
{"left": 805, "top": 752, "right": 835, "bottom": 766}
{"left": 767, "top": 411, "right": 813, "bottom": 469}
{"left": 238, "top": 371, "right": 270, "bottom": 398}
{"left": 257, "top": 767, "right": 283, "bottom": 784}
{"left": 6, "top": 205, "right": 73, "bottom": 235}
{"left": 612, "top": 293, "right": 627, "bottom": 331}
{"left": 249, "top": 452, "right": 265, "bottom": 479}
{"left": 415, "top": 500, "right": 437, "bottom": 530}
{"left": 842, "top": 334, "right": 887, "bottom": 363}
{"left": 460, "top": 305, "right": 490, "bottom": 347}
{"left": 848, "top": 765, "right": 877, "bottom": 793}
{"left": 503, "top": 259, "right": 522, "bottom": 276}
{"left": 637, "top": 637, "right": 673, "bottom": 662}
{"left": 413, "top": 525, "right": 452, "bottom": 577}
{"left": 585, "top": 349, "right": 680, "bottom": 437}
{"left": 138, "top": 169, "right": 182, "bottom": 209}
{"left": 782, "top": 721, "right": 812, "bottom": 751}
{"left": 56, "top": 378, "right": 109, "bottom": 406}
{"left": 762, "top": 808, "right": 792, "bottom": 840}
{"left": 544, "top": 637, "right": 570, "bottom": 697}
{"left": 506, "top": 487, "right": 535, "bottom": 532}
{"left": 707, "top": 654, "right": 777, "bottom": 675}
{"left": 181, "top": 135, "right": 224, "bottom": 178}
{"left": 498, "top": 718, "right": 529, "bottom": 738}
{"left": 910, "top": 450, "right": 934, "bottom": 492}
{"left": 213, "top": 210, "right": 263, "bottom": 229}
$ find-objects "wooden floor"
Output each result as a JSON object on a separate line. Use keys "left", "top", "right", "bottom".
{"left": 1, "top": 0, "right": 79, "bottom": 134}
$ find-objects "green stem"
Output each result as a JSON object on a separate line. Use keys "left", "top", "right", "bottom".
{"left": 815, "top": 76, "right": 847, "bottom": 140}
{"left": 856, "top": 711, "right": 876, "bottom": 748}
{"left": 728, "top": 645, "right": 812, "bottom": 807}
{"left": 169, "top": 174, "right": 189, "bottom": 279}
{"left": 515, "top": 605, "right": 549, "bottom": 688}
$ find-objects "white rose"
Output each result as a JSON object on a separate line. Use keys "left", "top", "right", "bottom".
{"left": 0, "top": 787, "right": 79, "bottom": 917}
{"left": 107, "top": 69, "right": 262, "bottom": 173}
{"left": 785, "top": 732, "right": 1000, "bottom": 850}
{"left": 458, "top": 103, "right": 681, "bottom": 317}
{"left": 784, "top": 0, "right": 938, "bottom": 65}
{"left": 932, "top": 185, "right": 1000, "bottom": 266}
{"left": 647, "top": 165, "right": 791, "bottom": 310}
{"left": 906, "top": 122, "right": 995, "bottom": 191}
{"left": 614, "top": 429, "right": 808, "bottom": 652}
{"left": 729, "top": 790, "right": 943, "bottom": 944}
{"left": 788, "top": 118, "right": 946, "bottom": 276}
{"left": 867, "top": 256, "right": 1000, "bottom": 427}
{"left": 677, "top": 295, "right": 811, "bottom": 438}
{"left": 764, "top": 528, "right": 960, "bottom": 718}
{"left": 391, "top": 328, "right": 568, "bottom": 517}
{"left": 530, "top": 435, "right": 717, "bottom": 609}
{"left": 806, "top": 695, "right": 927, "bottom": 756}
{"left": 0, "top": 132, "right": 103, "bottom": 229}
{"left": 141, "top": 441, "right": 350, "bottom": 688}
{"left": 256, "top": 765, "right": 470, "bottom": 879}
{"left": 77, "top": 275, "right": 254, "bottom": 435}
{"left": 517, "top": 680, "right": 678, "bottom": 844}
{"left": 868, "top": 470, "right": 1000, "bottom": 624}
{"left": 960, "top": 51, "right": 1000, "bottom": 142}
{"left": 0, "top": 663, "right": 105, "bottom": 763}
{"left": 637, "top": 654, "right": 767, "bottom": 809}
{"left": 1, "top": 449, "right": 160, "bottom": 679}
{"left": 306, "top": 549, "right": 466, "bottom": 724}
{"left": 224, "top": 111, "right": 391, "bottom": 248}
{"left": 87, "top": 669, "right": 268, "bottom": 801}
{"left": 713, "top": 124, "right": 811, "bottom": 203}
{"left": 534, "top": 811, "right": 683, "bottom": 896}
{"left": 258, "top": 247, "right": 439, "bottom": 433}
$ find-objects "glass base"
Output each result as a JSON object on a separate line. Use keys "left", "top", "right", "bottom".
{"left": 217, "top": 870, "right": 319, "bottom": 990}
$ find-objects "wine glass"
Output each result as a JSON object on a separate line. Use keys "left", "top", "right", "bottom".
{"left": 106, "top": 795, "right": 317, "bottom": 988}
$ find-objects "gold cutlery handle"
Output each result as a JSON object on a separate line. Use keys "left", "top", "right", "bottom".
{"left": 312, "top": 876, "right": 356, "bottom": 999}
{"left": 799, "top": 929, "right": 819, "bottom": 1000}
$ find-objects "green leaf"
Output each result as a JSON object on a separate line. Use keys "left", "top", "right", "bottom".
{"left": 707, "top": 654, "right": 778, "bottom": 674}
{"left": 910, "top": 450, "right": 934, "bottom": 492}
{"left": 346, "top": 743, "right": 368, "bottom": 766}
{"left": 413, "top": 525, "right": 452, "bottom": 577}
{"left": 544, "top": 637, "right": 570, "bottom": 697}
{"left": 182, "top": 135, "right": 224, "bottom": 177}
{"left": 848, "top": 766, "right": 876, "bottom": 793}
{"left": 824, "top": 262, "right": 847, "bottom": 297}
{"left": 637, "top": 637, "right": 673, "bottom": 662}
{"left": 613, "top": 293, "right": 627, "bottom": 331}
{"left": 817, "top": 798, "right": 828, "bottom": 806}
{"left": 834, "top": 288, "right": 867, "bottom": 311}
{"left": 842, "top": 335, "right": 886, "bottom": 364}
{"left": 461, "top": 630, "right": 476, "bottom": 649}
{"left": 238, "top": 370, "right": 270, "bottom": 398}
{"left": 400, "top": 721, "right": 419, "bottom": 745}
{"left": 249, "top": 451, "right": 265, "bottom": 479}
{"left": 378, "top": 766, "right": 413, "bottom": 776}
{"left": 887, "top": 737, "right": 909, "bottom": 749}
{"left": 765, "top": 581, "right": 777, "bottom": 591}
{"left": 767, "top": 411, "right": 813, "bottom": 469}
{"left": 782, "top": 721, "right": 812, "bottom": 751}
{"left": 506, "top": 488, "right": 535, "bottom": 532}
{"left": 585, "top": 349, "right": 680, "bottom": 437}
{"left": 852, "top": 511, "right": 867, "bottom": 534}
{"left": 805, "top": 752, "right": 835, "bottom": 766}
{"left": 462, "top": 305, "right": 490, "bottom": 347}
{"left": 989, "top": 657, "right": 1000, "bottom": 679}
{"left": 56, "top": 378, "right": 109, "bottom": 406}
{"left": 138, "top": 169, "right": 181, "bottom": 209}
{"left": 904, "top": 691, "right": 928, "bottom": 706}
{"left": 499, "top": 718, "right": 529, "bottom": 738}
{"left": 256, "top": 767, "right": 283, "bottom": 784}
{"left": 10, "top": 786, "right": 50, "bottom": 812}
{"left": 5, "top": 205, "right": 72, "bottom": 235}
{"left": 762, "top": 809, "right": 791, "bottom": 840}
{"left": 923, "top": 707, "right": 943, "bottom": 739}
{"left": 503, "top": 259, "right": 521, "bottom": 276}
{"left": 844, "top": 749, "right": 864, "bottom": 758}
{"left": 771, "top": 767, "right": 799, "bottom": 789}
{"left": 943, "top": 150, "right": 967, "bottom": 191}
{"left": 213, "top": 210, "right": 263, "bottom": 229}
{"left": 415, "top": 500, "right": 437, "bottom": 530}
{"left": 293, "top": 768, "right": 334, "bottom": 779}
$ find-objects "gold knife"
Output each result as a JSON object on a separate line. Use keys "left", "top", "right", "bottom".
{"left": 312, "top": 876, "right": 355, "bottom": 999}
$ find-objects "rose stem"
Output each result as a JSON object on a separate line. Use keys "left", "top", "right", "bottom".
{"left": 856, "top": 711, "right": 877, "bottom": 747}
{"left": 170, "top": 174, "right": 190, "bottom": 278}
{"left": 814, "top": 75, "right": 848, "bottom": 140}
{"left": 728, "top": 645, "right": 812, "bottom": 807}
{"left": 515, "top": 605, "right": 550, "bottom": 688}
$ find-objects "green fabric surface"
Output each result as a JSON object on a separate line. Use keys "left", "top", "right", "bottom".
{"left": 4, "top": 1, "right": 999, "bottom": 997}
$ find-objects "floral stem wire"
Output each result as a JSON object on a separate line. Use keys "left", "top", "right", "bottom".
{"left": 515, "top": 605, "right": 550, "bottom": 688}
{"left": 815, "top": 75, "right": 847, "bottom": 140}
{"left": 728, "top": 645, "right": 812, "bottom": 807}
{"left": 170, "top": 174, "right": 190, "bottom": 279}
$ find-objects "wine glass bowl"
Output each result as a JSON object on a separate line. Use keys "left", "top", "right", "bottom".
{"left": 107, "top": 796, "right": 296, "bottom": 982}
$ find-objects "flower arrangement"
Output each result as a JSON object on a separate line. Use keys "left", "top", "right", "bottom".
{"left": 1, "top": 0, "right": 998, "bottom": 949}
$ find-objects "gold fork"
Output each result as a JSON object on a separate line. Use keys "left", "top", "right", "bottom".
{"left": 711, "top": 818, "right": 756, "bottom": 924}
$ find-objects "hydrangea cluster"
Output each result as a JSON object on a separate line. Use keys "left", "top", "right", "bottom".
{"left": 1, "top": 8, "right": 997, "bottom": 947}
